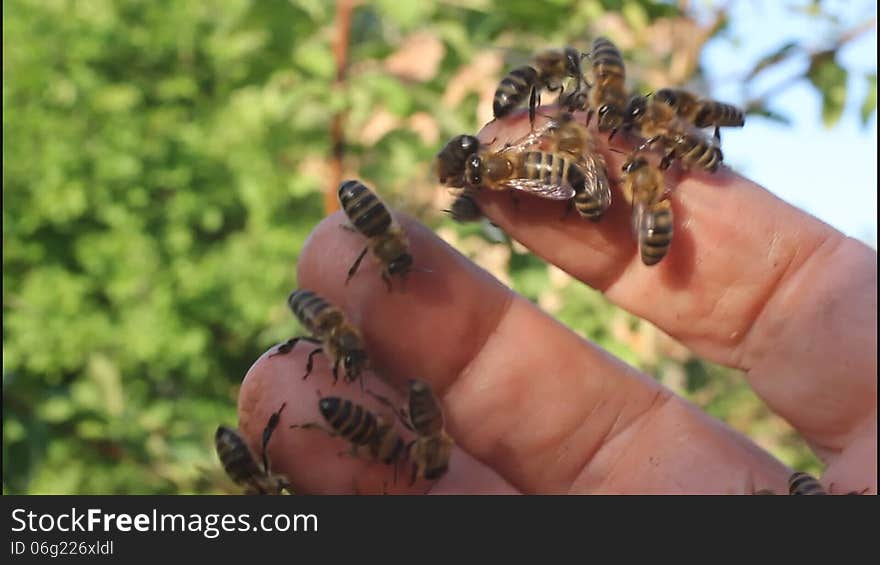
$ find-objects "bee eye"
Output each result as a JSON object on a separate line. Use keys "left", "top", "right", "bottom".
{"left": 598, "top": 105, "right": 609, "bottom": 117}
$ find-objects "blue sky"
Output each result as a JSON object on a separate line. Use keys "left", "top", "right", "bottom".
{"left": 698, "top": 1, "right": 877, "bottom": 246}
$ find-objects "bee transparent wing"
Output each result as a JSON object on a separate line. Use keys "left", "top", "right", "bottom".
{"left": 632, "top": 200, "right": 648, "bottom": 242}
{"left": 498, "top": 124, "right": 555, "bottom": 154}
{"left": 501, "top": 178, "right": 577, "bottom": 200}
{"left": 581, "top": 155, "right": 613, "bottom": 212}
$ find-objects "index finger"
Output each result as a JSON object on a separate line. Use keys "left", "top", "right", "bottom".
{"left": 472, "top": 109, "right": 877, "bottom": 456}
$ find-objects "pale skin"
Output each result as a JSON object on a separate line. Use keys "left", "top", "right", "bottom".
{"left": 237, "top": 108, "right": 877, "bottom": 494}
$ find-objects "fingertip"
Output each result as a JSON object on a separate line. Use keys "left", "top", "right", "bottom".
{"left": 296, "top": 209, "right": 514, "bottom": 392}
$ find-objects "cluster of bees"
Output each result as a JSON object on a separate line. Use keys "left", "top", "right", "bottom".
{"left": 215, "top": 180, "right": 451, "bottom": 494}
{"left": 212, "top": 37, "right": 860, "bottom": 495}
{"left": 438, "top": 36, "right": 744, "bottom": 265}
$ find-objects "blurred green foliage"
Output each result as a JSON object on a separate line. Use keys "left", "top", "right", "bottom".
{"left": 5, "top": 0, "right": 867, "bottom": 493}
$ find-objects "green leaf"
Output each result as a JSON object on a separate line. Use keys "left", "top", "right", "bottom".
{"left": 807, "top": 52, "right": 848, "bottom": 128}
{"left": 861, "top": 73, "right": 877, "bottom": 126}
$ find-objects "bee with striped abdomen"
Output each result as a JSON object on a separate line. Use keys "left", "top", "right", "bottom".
{"left": 338, "top": 180, "right": 414, "bottom": 291}
{"left": 406, "top": 379, "right": 454, "bottom": 481}
{"left": 493, "top": 46, "right": 586, "bottom": 129}
{"left": 291, "top": 395, "right": 408, "bottom": 482}
{"left": 621, "top": 154, "right": 673, "bottom": 266}
{"left": 622, "top": 93, "right": 724, "bottom": 172}
{"left": 370, "top": 379, "right": 454, "bottom": 485}
{"left": 215, "top": 403, "right": 290, "bottom": 495}
{"left": 586, "top": 37, "right": 628, "bottom": 137}
{"left": 653, "top": 88, "right": 745, "bottom": 143}
{"left": 466, "top": 148, "right": 587, "bottom": 202}
{"left": 541, "top": 112, "right": 613, "bottom": 221}
{"left": 271, "top": 289, "right": 368, "bottom": 386}
{"left": 788, "top": 471, "right": 827, "bottom": 495}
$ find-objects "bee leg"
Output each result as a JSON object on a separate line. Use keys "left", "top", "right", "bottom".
{"left": 585, "top": 108, "right": 594, "bottom": 128}
{"left": 635, "top": 135, "right": 662, "bottom": 154}
{"left": 713, "top": 126, "right": 721, "bottom": 144}
{"left": 659, "top": 149, "right": 676, "bottom": 171}
{"left": 302, "top": 347, "right": 324, "bottom": 380}
{"left": 260, "top": 402, "right": 287, "bottom": 472}
{"left": 270, "top": 335, "right": 321, "bottom": 358}
{"left": 560, "top": 199, "right": 574, "bottom": 221}
{"left": 366, "top": 389, "right": 414, "bottom": 432}
{"left": 331, "top": 359, "right": 341, "bottom": 385}
{"left": 528, "top": 86, "right": 538, "bottom": 131}
{"left": 269, "top": 337, "right": 299, "bottom": 357}
{"left": 345, "top": 247, "right": 369, "bottom": 285}
{"left": 381, "top": 270, "right": 393, "bottom": 292}
{"left": 289, "top": 422, "right": 337, "bottom": 437}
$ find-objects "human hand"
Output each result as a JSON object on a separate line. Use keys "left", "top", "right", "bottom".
{"left": 236, "top": 109, "right": 877, "bottom": 494}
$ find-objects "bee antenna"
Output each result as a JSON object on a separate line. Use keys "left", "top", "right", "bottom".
{"left": 607, "top": 147, "right": 627, "bottom": 155}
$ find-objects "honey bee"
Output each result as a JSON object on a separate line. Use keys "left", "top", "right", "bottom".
{"left": 586, "top": 37, "right": 628, "bottom": 136}
{"left": 621, "top": 155, "right": 673, "bottom": 266}
{"left": 406, "top": 380, "right": 455, "bottom": 483}
{"left": 653, "top": 88, "right": 745, "bottom": 142}
{"left": 369, "top": 379, "right": 454, "bottom": 485}
{"left": 541, "top": 112, "right": 613, "bottom": 221}
{"left": 622, "top": 94, "right": 724, "bottom": 172}
{"left": 788, "top": 471, "right": 827, "bottom": 495}
{"left": 215, "top": 403, "right": 290, "bottom": 495}
{"left": 443, "top": 191, "right": 484, "bottom": 223}
{"left": 493, "top": 46, "right": 586, "bottom": 128}
{"left": 270, "top": 289, "right": 368, "bottom": 386}
{"left": 338, "top": 180, "right": 414, "bottom": 291}
{"left": 291, "top": 395, "right": 408, "bottom": 481}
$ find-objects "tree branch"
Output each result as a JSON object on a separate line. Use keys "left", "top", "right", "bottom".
{"left": 325, "top": 0, "right": 354, "bottom": 216}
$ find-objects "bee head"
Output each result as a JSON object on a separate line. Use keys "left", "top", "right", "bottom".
{"left": 623, "top": 95, "right": 648, "bottom": 122}
{"left": 563, "top": 46, "right": 582, "bottom": 76}
{"left": 622, "top": 156, "right": 648, "bottom": 174}
{"left": 436, "top": 135, "right": 480, "bottom": 186}
{"left": 387, "top": 253, "right": 413, "bottom": 277}
{"left": 343, "top": 349, "right": 368, "bottom": 380}
{"left": 318, "top": 397, "right": 341, "bottom": 421}
{"left": 464, "top": 154, "right": 483, "bottom": 187}
{"left": 654, "top": 88, "right": 676, "bottom": 107}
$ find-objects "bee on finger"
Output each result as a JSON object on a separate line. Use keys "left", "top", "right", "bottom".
{"left": 215, "top": 403, "right": 290, "bottom": 495}
{"left": 653, "top": 88, "right": 744, "bottom": 143}
{"left": 493, "top": 46, "right": 587, "bottom": 129}
{"left": 623, "top": 94, "right": 724, "bottom": 173}
{"left": 370, "top": 380, "right": 454, "bottom": 485}
{"left": 271, "top": 289, "right": 368, "bottom": 386}
{"left": 291, "top": 395, "right": 408, "bottom": 483}
{"left": 541, "top": 112, "right": 613, "bottom": 221}
{"left": 788, "top": 471, "right": 827, "bottom": 495}
{"left": 436, "top": 124, "right": 607, "bottom": 217}
{"left": 586, "top": 37, "right": 628, "bottom": 137}
{"left": 621, "top": 154, "right": 673, "bottom": 266}
{"left": 338, "top": 180, "right": 417, "bottom": 291}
